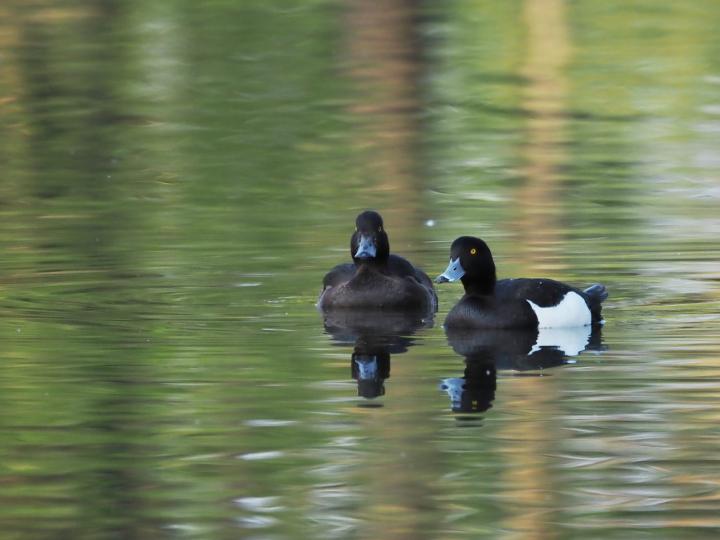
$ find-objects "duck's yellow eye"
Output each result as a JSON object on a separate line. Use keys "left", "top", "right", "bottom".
{"left": 470, "top": 248, "right": 477, "bottom": 255}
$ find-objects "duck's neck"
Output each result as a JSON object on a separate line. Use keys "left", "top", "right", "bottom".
{"left": 461, "top": 273, "right": 496, "bottom": 296}
{"left": 354, "top": 257, "right": 388, "bottom": 272}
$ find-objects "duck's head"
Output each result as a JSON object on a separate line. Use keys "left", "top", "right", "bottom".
{"left": 436, "top": 236, "right": 496, "bottom": 294}
{"left": 351, "top": 211, "right": 390, "bottom": 264}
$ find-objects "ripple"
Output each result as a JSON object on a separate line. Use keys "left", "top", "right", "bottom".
{"left": 237, "top": 451, "right": 285, "bottom": 461}
{"left": 236, "top": 516, "right": 278, "bottom": 529}
{"left": 234, "top": 496, "right": 284, "bottom": 512}
{"left": 244, "top": 419, "right": 297, "bottom": 427}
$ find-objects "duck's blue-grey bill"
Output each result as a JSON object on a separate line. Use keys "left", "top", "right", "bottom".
{"left": 436, "top": 257, "right": 465, "bottom": 283}
{"left": 354, "top": 235, "right": 377, "bottom": 259}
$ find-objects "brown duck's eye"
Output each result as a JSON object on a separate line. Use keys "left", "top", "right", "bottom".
{"left": 470, "top": 248, "right": 477, "bottom": 255}
{"left": 378, "top": 226, "right": 383, "bottom": 232}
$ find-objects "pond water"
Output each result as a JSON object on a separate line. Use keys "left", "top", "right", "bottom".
{"left": 2, "top": 1, "right": 720, "bottom": 538}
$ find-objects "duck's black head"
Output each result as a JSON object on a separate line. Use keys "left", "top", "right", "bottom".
{"left": 436, "top": 236, "right": 496, "bottom": 295}
{"left": 351, "top": 211, "right": 390, "bottom": 264}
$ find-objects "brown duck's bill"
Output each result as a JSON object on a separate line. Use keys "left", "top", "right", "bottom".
{"left": 354, "top": 235, "right": 377, "bottom": 259}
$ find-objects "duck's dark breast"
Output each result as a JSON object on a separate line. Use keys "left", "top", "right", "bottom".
{"left": 320, "top": 266, "right": 434, "bottom": 311}
{"left": 445, "top": 295, "right": 538, "bottom": 329}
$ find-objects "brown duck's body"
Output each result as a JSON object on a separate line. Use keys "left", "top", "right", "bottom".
{"left": 319, "top": 255, "right": 436, "bottom": 311}
{"left": 318, "top": 211, "right": 437, "bottom": 313}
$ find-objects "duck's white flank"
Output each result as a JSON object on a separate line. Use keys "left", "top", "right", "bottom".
{"left": 526, "top": 291, "right": 591, "bottom": 328}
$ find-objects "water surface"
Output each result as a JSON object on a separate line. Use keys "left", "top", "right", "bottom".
{"left": 1, "top": 1, "right": 720, "bottom": 538}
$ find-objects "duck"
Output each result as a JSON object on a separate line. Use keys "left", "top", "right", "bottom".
{"left": 318, "top": 211, "right": 437, "bottom": 312}
{"left": 436, "top": 236, "right": 607, "bottom": 329}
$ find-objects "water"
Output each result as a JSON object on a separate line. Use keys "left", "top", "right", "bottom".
{"left": 2, "top": 1, "right": 720, "bottom": 538}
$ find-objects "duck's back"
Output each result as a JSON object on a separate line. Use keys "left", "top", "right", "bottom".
{"left": 387, "top": 254, "right": 437, "bottom": 307}
{"left": 496, "top": 278, "right": 606, "bottom": 325}
{"left": 387, "top": 254, "right": 429, "bottom": 280}
{"left": 445, "top": 278, "right": 569, "bottom": 329}
{"left": 446, "top": 279, "right": 606, "bottom": 329}
{"left": 495, "top": 278, "right": 576, "bottom": 306}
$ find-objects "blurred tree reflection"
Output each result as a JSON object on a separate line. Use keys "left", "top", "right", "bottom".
{"left": 513, "top": 0, "right": 570, "bottom": 273}
{"left": 340, "top": 3, "right": 441, "bottom": 539}
{"left": 342, "top": 0, "right": 428, "bottom": 248}
{"left": 506, "top": 0, "right": 569, "bottom": 536}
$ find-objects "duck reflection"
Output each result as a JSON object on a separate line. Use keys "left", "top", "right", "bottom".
{"left": 323, "top": 310, "right": 433, "bottom": 400}
{"left": 441, "top": 325, "right": 603, "bottom": 413}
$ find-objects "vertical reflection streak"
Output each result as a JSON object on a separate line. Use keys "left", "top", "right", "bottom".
{"left": 499, "top": 0, "right": 573, "bottom": 537}
{"left": 513, "top": 0, "right": 572, "bottom": 272}
{"left": 335, "top": 2, "right": 440, "bottom": 539}
{"left": 342, "top": 0, "right": 426, "bottom": 247}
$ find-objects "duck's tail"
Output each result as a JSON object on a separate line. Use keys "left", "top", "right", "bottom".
{"left": 583, "top": 283, "right": 608, "bottom": 324}
{"left": 584, "top": 283, "right": 608, "bottom": 304}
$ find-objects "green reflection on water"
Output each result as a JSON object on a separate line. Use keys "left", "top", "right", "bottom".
{"left": 1, "top": 0, "right": 720, "bottom": 539}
